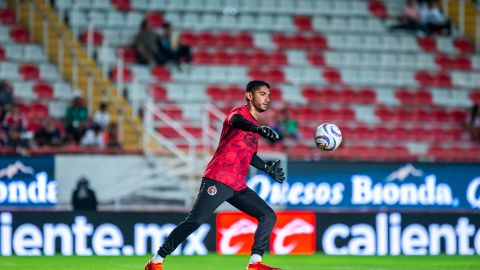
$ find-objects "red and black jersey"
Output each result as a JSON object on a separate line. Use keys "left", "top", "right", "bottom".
{"left": 203, "top": 105, "right": 259, "bottom": 191}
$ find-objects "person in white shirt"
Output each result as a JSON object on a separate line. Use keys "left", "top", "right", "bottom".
{"left": 92, "top": 102, "right": 109, "bottom": 129}
{"left": 81, "top": 123, "right": 104, "bottom": 147}
{"left": 420, "top": 0, "right": 452, "bottom": 35}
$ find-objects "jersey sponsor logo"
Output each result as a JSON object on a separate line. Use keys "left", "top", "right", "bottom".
{"left": 207, "top": 185, "right": 217, "bottom": 196}
{"left": 216, "top": 211, "right": 316, "bottom": 255}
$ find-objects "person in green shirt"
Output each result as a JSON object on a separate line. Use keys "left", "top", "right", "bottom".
{"left": 279, "top": 108, "right": 299, "bottom": 140}
{"left": 65, "top": 97, "right": 89, "bottom": 143}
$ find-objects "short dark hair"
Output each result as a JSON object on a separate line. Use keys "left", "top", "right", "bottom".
{"left": 246, "top": 80, "right": 270, "bottom": 93}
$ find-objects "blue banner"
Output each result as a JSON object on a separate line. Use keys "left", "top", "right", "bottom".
{"left": 0, "top": 156, "right": 56, "bottom": 207}
{"left": 247, "top": 162, "right": 480, "bottom": 211}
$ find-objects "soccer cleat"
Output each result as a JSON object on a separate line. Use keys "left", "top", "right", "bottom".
{"left": 145, "top": 259, "right": 163, "bottom": 270}
{"left": 247, "top": 262, "right": 281, "bottom": 270}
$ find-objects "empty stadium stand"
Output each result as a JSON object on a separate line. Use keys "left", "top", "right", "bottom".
{"left": 5, "top": 0, "right": 479, "bottom": 161}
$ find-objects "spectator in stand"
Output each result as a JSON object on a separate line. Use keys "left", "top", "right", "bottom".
{"left": 5, "top": 126, "right": 30, "bottom": 155}
{"left": 467, "top": 103, "right": 480, "bottom": 142}
{"left": 104, "top": 121, "right": 122, "bottom": 148}
{"left": 2, "top": 103, "right": 30, "bottom": 154}
{"left": 81, "top": 123, "right": 104, "bottom": 147}
{"left": 35, "top": 117, "right": 62, "bottom": 147}
{"left": 279, "top": 109, "right": 300, "bottom": 141}
{"left": 92, "top": 102, "right": 110, "bottom": 130}
{"left": 71, "top": 177, "right": 98, "bottom": 211}
{"left": 160, "top": 22, "right": 192, "bottom": 69}
{"left": 2, "top": 103, "right": 28, "bottom": 132}
{"left": 133, "top": 19, "right": 167, "bottom": 66}
{"left": 389, "top": 0, "right": 428, "bottom": 35}
{"left": 420, "top": 0, "right": 452, "bottom": 35}
{"left": 65, "top": 97, "right": 89, "bottom": 144}
{"left": 0, "top": 80, "right": 14, "bottom": 121}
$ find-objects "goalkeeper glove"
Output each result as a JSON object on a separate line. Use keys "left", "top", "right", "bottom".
{"left": 266, "top": 160, "right": 285, "bottom": 183}
{"left": 255, "top": 126, "right": 280, "bottom": 143}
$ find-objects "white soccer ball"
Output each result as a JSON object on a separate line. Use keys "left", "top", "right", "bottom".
{"left": 314, "top": 123, "right": 342, "bottom": 151}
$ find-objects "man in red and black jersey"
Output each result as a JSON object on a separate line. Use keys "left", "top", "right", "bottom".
{"left": 146, "top": 80, "right": 285, "bottom": 270}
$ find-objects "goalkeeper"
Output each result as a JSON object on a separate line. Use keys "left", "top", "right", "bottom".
{"left": 145, "top": 80, "right": 285, "bottom": 270}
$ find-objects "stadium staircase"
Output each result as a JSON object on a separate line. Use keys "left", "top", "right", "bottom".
{"left": 445, "top": 0, "right": 478, "bottom": 46}
{"left": 6, "top": 0, "right": 143, "bottom": 150}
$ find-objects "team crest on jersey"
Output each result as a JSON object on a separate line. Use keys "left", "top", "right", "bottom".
{"left": 244, "top": 134, "right": 256, "bottom": 147}
{"left": 207, "top": 185, "right": 217, "bottom": 196}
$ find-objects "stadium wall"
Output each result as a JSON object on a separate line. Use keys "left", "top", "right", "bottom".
{"left": 0, "top": 211, "right": 479, "bottom": 256}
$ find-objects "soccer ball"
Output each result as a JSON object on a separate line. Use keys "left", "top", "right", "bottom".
{"left": 314, "top": 123, "right": 342, "bottom": 151}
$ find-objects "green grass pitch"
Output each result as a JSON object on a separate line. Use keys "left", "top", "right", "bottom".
{"left": 1, "top": 254, "right": 479, "bottom": 270}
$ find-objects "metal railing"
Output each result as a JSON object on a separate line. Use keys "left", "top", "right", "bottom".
{"left": 442, "top": 0, "right": 480, "bottom": 50}
{"left": 15, "top": 0, "right": 142, "bottom": 147}
{"left": 143, "top": 100, "right": 198, "bottom": 184}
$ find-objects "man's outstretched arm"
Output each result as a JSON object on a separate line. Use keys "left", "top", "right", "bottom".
{"left": 250, "top": 153, "right": 285, "bottom": 183}
{"left": 229, "top": 114, "right": 279, "bottom": 143}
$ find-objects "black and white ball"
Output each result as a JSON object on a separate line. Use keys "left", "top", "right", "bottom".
{"left": 314, "top": 123, "right": 342, "bottom": 151}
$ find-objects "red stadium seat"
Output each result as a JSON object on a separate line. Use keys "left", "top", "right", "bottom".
{"left": 357, "top": 88, "right": 376, "bottom": 104}
{"left": 291, "top": 34, "right": 309, "bottom": 49}
{"left": 248, "top": 68, "right": 267, "bottom": 80}
{"left": 417, "top": 37, "right": 436, "bottom": 52}
{"left": 28, "top": 102, "right": 49, "bottom": 118}
{"left": 436, "top": 72, "right": 452, "bottom": 88}
{"left": 309, "top": 34, "right": 328, "bottom": 50}
{"left": 225, "top": 85, "right": 243, "bottom": 101}
{"left": 117, "top": 48, "right": 136, "bottom": 64}
{"left": 151, "top": 65, "right": 171, "bottom": 81}
{"left": 218, "top": 33, "right": 236, "bottom": 47}
{"left": 206, "top": 85, "right": 224, "bottom": 100}
{"left": 19, "top": 64, "right": 39, "bottom": 80}
{"left": 157, "top": 126, "right": 180, "bottom": 138}
{"left": 197, "top": 32, "right": 215, "bottom": 47}
{"left": 415, "top": 71, "right": 433, "bottom": 86}
{"left": 322, "top": 68, "right": 342, "bottom": 84}
{"left": 294, "top": 16, "right": 312, "bottom": 31}
{"left": 111, "top": 66, "right": 133, "bottom": 82}
{"left": 193, "top": 50, "right": 212, "bottom": 64}
{"left": 307, "top": 52, "right": 325, "bottom": 66}
{"left": 266, "top": 68, "right": 285, "bottom": 82}
{"left": 0, "top": 8, "right": 15, "bottom": 24}
{"left": 470, "top": 90, "right": 480, "bottom": 103}
{"left": 212, "top": 50, "right": 232, "bottom": 65}
{"left": 160, "top": 105, "right": 183, "bottom": 119}
{"left": 145, "top": 12, "right": 164, "bottom": 27}
{"left": 269, "top": 51, "right": 287, "bottom": 65}
{"left": 236, "top": 33, "right": 254, "bottom": 47}
{"left": 368, "top": 0, "right": 388, "bottom": 19}
{"left": 185, "top": 126, "right": 202, "bottom": 137}
{"left": 33, "top": 81, "right": 54, "bottom": 100}
{"left": 453, "top": 38, "right": 474, "bottom": 53}
{"left": 272, "top": 33, "right": 289, "bottom": 48}
{"left": 269, "top": 87, "right": 283, "bottom": 101}
{"left": 149, "top": 84, "right": 167, "bottom": 101}
{"left": 0, "top": 46, "right": 5, "bottom": 60}
{"left": 112, "top": 0, "right": 131, "bottom": 11}
{"left": 435, "top": 54, "right": 451, "bottom": 69}
{"left": 231, "top": 50, "right": 250, "bottom": 65}
{"left": 251, "top": 50, "right": 269, "bottom": 66}
{"left": 179, "top": 31, "right": 196, "bottom": 46}
{"left": 80, "top": 30, "right": 104, "bottom": 46}
{"left": 10, "top": 25, "right": 30, "bottom": 43}
{"left": 452, "top": 56, "right": 471, "bottom": 70}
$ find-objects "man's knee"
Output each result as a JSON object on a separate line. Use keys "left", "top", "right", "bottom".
{"left": 262, "top": 210, "right": 277, "bottom": 226}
